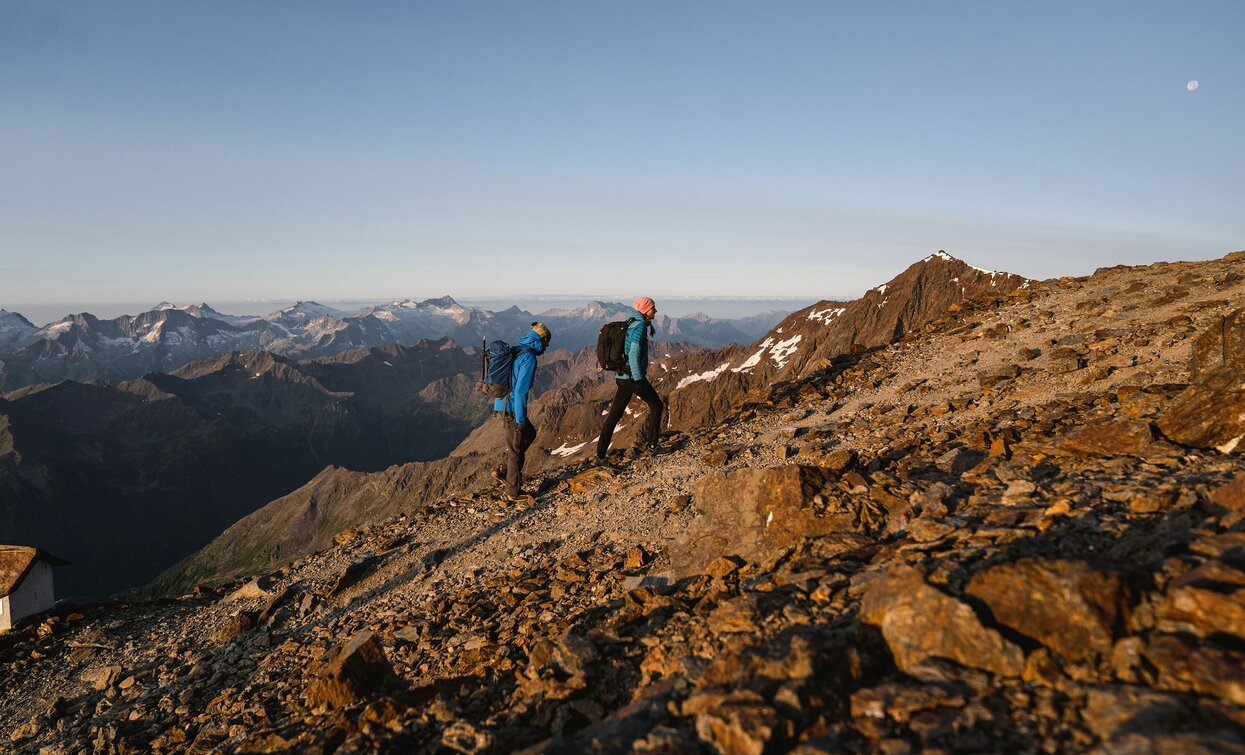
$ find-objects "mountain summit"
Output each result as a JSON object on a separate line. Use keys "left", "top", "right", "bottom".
{"left": 0, "top": 309, "right": 36, "bottom": 348}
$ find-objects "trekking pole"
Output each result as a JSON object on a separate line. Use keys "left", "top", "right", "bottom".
{"left": 481, "top": 338, "right": 487, "bottom": 383}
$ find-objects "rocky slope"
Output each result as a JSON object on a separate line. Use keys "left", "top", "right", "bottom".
{"left": 0, "top": 298, "right": 779, "bottom": 392}
{"left": 148, "top": 343, "right": 702, "bottom": 597}
{"left": 456, "top": 252, "right": 1030, "bottom": 474}
{"left": 6, "top": 251, "right": 1245, "bottom": 752}
{"left": 153, "top": 252, "right": 1029, "bottom": 597}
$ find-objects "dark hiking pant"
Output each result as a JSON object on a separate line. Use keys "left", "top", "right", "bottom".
{"left": 596, "top": 378, "right": 663, "bottom": 458}
{"left": 505, "top": 415, "right": 537, "bottom": 497}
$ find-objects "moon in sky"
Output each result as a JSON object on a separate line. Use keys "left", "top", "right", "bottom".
{"left": 1187, "top": 80, "right": 1199, "bottom": 91}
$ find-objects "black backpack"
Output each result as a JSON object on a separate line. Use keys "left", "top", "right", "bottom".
{"left": 596, "top": 318, "right": 636, "bottom": 374}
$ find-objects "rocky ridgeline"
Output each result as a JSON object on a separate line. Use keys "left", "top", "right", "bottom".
{"left": 4, "top": 252, "right": 1245, "bottom": 753}
{"left": 458, "top": 251, "right": 1032, "bottom": 473}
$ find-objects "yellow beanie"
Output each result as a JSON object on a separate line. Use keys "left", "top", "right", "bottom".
{"left": 531, "top": 322, "right": 551, "bottom": 343}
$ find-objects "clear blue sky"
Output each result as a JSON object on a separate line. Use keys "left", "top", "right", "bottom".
{"left": 1, "top": 1, "right": 1241, "bottom": 311}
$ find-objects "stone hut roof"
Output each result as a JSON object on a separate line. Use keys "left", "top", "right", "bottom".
{"left": 0, "top": 546, "right": 69, "bottom": 597}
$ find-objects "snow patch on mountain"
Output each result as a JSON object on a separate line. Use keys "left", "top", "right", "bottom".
{"left": 550, "top": 440, "right": 589, "bottom": 457}
{"left": 676, "top": 362, "right": 731, "bottom": 390}
{"left": 731, "top": 339, "right": 773, "bottom": 374}
{"left": 265, "top": 301, "right": 351, "bottom": 323}
{"left": 141, "top": 322, "right": 165, "bottom": 344}
{"left": 807, "top": 307, "right": 846, "bottom": 324}
{"left": 769, "top": 335, "right": 802, "bottom": 367}
{"left": 968, "top": 263, "right": 1002, "bottom": 277}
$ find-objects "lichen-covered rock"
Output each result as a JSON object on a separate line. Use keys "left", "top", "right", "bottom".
{"left": 1043, "top": 420, "right": 1160, "bottom": 458}
{"left": 305, "top": 631, "right": 394, "bottom": 710}
{"left": 966, "top": 559, "right": 1128, "bottom": 661}
{"left": 1209, "top": 472, "right": 1245, "bottom": 513}
{"left": 1154, "top": 561, "right": 1245, "bottom": 640}
{"left": 860, "top": 565, "right": 1025, "bottom": 678}
{"left": 1157, "top": 366, "right": 1245, "bottom": 452}
{"left": 684, "top": 691, "right": 775, "bottom": 755}
{"left": 1144, "top": 634, "right": 1245, "bottom": 705}
{"left": 518, "top": 631, "right": 600, "bottom": 701}
{"left": 670, "top": 465, "right": 838, "bottom": 575}
{"left": 1080, "top": 685, "right": 1190, "bottom": 741}
{"left": 1191, "top": 306, "right": 1245, "bottom": 379}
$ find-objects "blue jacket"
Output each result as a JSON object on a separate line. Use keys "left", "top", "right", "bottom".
{"left": 492, "top": 329, "right": 547, "bottom": 424}
{"left": 613, "top": 308, "right": 650, "bottom": 381}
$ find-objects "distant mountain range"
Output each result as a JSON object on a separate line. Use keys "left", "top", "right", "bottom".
{"left": 0, "top": 298, "right": 786, "bottom": 392}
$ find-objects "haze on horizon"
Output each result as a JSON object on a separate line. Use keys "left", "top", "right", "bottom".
{"left": 7, "top": 295, "right": 818, "bottom": 329}
{"left": 1, "top": 1, "right": 1242, "bottom": 310}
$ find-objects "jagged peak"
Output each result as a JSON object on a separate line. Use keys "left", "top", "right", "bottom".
{"left": 171, "top": 349, "right": 296, "bottom": 379}
{"left": 0, "top": 309, "right": 36, "bottom": 328}
{"left": 537, "top": 300, "right": 628, "bottom": 319}
{"left": 916, "top": 250, "right": 1025, "bottom": 280}
{"left": 421, "top": 295, "right": 460, "bottom": 308}
{"left": 187, "top": 302, "right": 226, "bottom": 316}
{"left": 922, "top": 250, "right": 960, "bottom": 264}
{"left": 266, "top": 301, "right": 348, "bottom": 321}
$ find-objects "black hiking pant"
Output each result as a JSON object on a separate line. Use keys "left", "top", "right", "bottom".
{"left": 504, "top": 414, "right": 536, "bottom": 497}
{"left": 596, "top": 378, "right": 663, "bottom": 458}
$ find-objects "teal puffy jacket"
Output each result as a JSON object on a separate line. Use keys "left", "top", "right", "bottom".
{"left": 614, "top": 308, "right": 650, "bottom": 381}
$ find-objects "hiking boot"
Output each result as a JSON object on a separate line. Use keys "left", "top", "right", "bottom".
{"left": 590, "top": 456, "right": 620, "bottom": 469}
{"left": 503, "top": 491, "right": 535, "bottom": 506}
{"left": 631, "top": 444, "right": 672, "bottom": 459}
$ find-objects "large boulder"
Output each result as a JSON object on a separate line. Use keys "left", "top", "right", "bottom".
{"left": 1191, "top": 306, "right": 1245, "bottom": 379}
{"left": 859, "top": 565, "right": 1025, "bottom": 678}
{"left": 1157, "top": 366, "right": 1245, "bottom": 452}
{"left": 1080, "top": 685, "right": 1190, "bottom": 742}
{"left": 517, "top": 630, "right": 600, "bottom": 701}
{"left": 670, "top": 465, "right": 838, "bottom": 576}
{"left": 306, "top": 631, "right": 395, "bottom": 709}
{"left": 1154, "top": 560, "right": 1245, "bottom": 640}
{"left": 1042, "top": 420, "right": 1161, "bottom": 459}
{"left": 965, "top": 559, "right": 1129, "bottom": 661}
{"left": 1209, "top": 472, "right": 1245, "bottom": 514}
{"left": 1144, "top": 634, "right": 1245, "bottom": 705}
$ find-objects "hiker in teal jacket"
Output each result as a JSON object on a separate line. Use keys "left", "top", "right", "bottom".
{"left": 596, "top": 298, "right": 665, "bottom": 463}
{"left": 493, "top": 324, "right": 550, "bottom": 499}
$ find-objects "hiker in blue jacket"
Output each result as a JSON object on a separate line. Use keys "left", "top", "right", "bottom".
{"left": 595, "top": 297, "right": 665, "bottom": 464}
{"left": 493, "top": 323, "right": 551, "bottom": 500}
